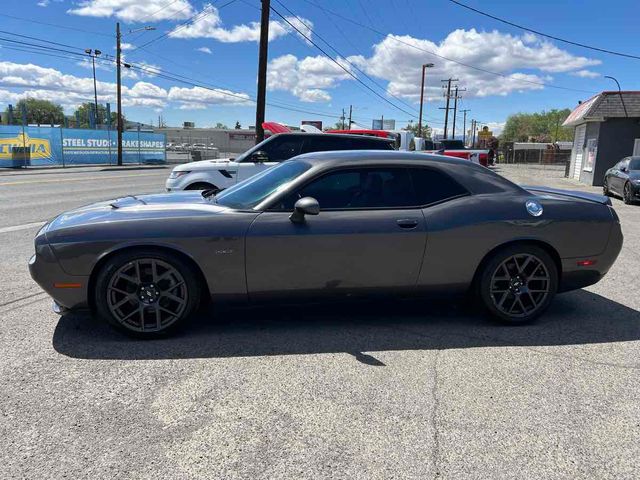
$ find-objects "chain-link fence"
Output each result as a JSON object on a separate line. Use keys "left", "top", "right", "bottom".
{"left": 497, "top": 145, "right": 572, "bottom": 179}
{"left": 0, "top": 125, "right": 166, "bottom": 168}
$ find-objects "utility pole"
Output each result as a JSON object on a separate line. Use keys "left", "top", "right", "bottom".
{"left": 85, "top": 49, "right": 102, "bottom": 124}
{"left": 451, "top": 87, "right": 466, "bottom": 139}
{"left": 440, "top": 78, "right": 458, "bottom": 139}
{"left": 116, "top": 22, "right": 123, "bottom": 166}
{"left": 348, "top": 105, "right": 352, "bottom": 130}
{"left": 418, "top": 63, "right": 434, "bottom": 137}
{"left": 255, "top": 0, "right": 270, "bottom": 144}
{"left": 471, "top": 120, "right": 477, "bottom": 147}
{"left": 341, "top": 108, "right": 346, "bottom": 129}
{"left": 461, "top": 109, "right": 470, "bottom": 145}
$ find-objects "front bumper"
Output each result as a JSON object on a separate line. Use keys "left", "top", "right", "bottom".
{"left": 28, "top": 245, "right": 89, "bottom": 311}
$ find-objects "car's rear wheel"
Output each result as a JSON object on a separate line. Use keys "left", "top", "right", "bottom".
{"left": 623, "top": 182, "right": 634, "bottom": 204}
{"left": 478, "top": 245, "right": 558, "bottom": 324}
{"left": 94, "top": 250, "right": 201, "bottom": 338}
{"left": 186, "top": 182, "right": 216, "bottom": 191}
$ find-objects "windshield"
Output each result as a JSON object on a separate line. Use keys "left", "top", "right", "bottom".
{"left": 214, "top": 160, "right": 311, "bottom": 209}
{"left": 234, "top": 135, "right": 274, "bottom": 162}
{"left": 629, "top": 158, "right": 640, "bottom": 170}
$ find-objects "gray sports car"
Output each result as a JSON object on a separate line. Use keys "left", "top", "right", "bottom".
{"left": 29, "top": 151, "right": 623, "bottom": 337}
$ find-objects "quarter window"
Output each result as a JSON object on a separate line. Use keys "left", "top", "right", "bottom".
{"left": 260, "top": 137, "right": 303, "bottom": 162}
{"left": 300, "top": 136, "right": 350, "bottom": 154}
{"left": 410, "top": 168, "right": 468, "bottom": 205}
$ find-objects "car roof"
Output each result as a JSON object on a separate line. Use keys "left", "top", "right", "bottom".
{"left": 290, "top": 150, "right": 524, "bottom": 194}
{"left": 273, "top": 132, "right": 393, "bottom": 143}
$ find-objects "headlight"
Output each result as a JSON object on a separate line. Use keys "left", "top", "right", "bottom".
{"left": 169, "top": 170, "right": 191, "bottom": 179}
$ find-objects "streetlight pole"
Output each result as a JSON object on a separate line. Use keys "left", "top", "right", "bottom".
{"left": 417, "top": 63, "right": 434, "bottom": 138}
{"left": 85, "top": 49, "right": 102, "bottom": 124}
{"left": 604, "top": 75, "right": 628, "bottom": 118}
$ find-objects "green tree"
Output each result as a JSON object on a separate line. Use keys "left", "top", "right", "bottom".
{"left": 501, "top": 109, "right": 573, "bottom": 143}
{"left": 3, "top": 98, "right": 64, "bottom": 125}
{"left": 214, "top": 122, "right": 229, "bottom": 129}
{"left": 234, "top": 121, "right": 242, "bottom": 129}
{"left": 72, "top": 103, "right": 118, "bottom": 128}
{"left": 403, "top": 121, "right": 432, "bottom": 139}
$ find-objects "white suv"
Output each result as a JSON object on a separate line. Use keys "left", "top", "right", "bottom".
{"left": 165, "top": 133, "right": 395, "bottom": 192}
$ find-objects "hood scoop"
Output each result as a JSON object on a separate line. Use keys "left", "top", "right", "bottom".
{"left": 110, "top": 195, "right": 148, "bottom": 209}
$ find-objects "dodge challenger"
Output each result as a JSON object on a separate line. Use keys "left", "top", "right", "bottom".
{"left": 29, "top": 151, "right": 623, "bottom": 337}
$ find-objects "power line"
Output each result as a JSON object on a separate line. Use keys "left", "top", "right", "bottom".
{"left": 300, "top": 0, "right": 596, "bottom": 94}
{"left": 129, "top": 0, "right": 238, "bottom": 53}
{"left": 270, "top": 5, "right": 418, "bottom": 119}
{"left": 0, "top": 13, "right": 113, "bottom": 38}
{"left": 448, "top": 0, "right": 640, "bottom": 61}
{"left": 273, "top": 0, "right": 423, "bottom": 118}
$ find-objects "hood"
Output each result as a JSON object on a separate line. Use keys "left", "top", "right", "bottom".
{"left": 46, "top": 191, "right": 229, "bottom": 233}
{"left": 172, "top": 157, "right": 237, "bottom": 172}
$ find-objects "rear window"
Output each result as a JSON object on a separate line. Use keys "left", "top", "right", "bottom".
{"left": 410, "top": 168, "right": 468, "bottom": 205}
{"left": 351, "top": 138, "right": 394, "bottom": 150}
{"left": 300, "top": 136, "right": 351, "bottom": 154}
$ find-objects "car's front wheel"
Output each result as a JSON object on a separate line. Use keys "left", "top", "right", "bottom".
{"left": 603, "top": 178, "right": 611, "bottom": 196}
{"left": 186, "top": 182, "right": 216, "bottom": 191}
{"left": 94, "top": 250, "right": 201, "bottom": 338}
{"left": 478, "top": 245, "right": 558, "bottom": 324}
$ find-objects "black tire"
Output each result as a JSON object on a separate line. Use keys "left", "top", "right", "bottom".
{"left": 603, "top": 178, "right": 611, "bottom": 197}
{"left": 623, "top": 182, "right": 634, "bottom": 205}
{"left": 186, "top": 182, "right": 216, "bottom": 191}
{"left": 477, "top": 244, "right": 558, "bottom": 325}
{"left": 94, "top": 249, "right": 201, "bottom": 338}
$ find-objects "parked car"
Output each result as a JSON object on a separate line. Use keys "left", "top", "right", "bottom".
{"left": 603, "top": 156, "right": 640, "bottom": 204}
{"left": 30, "top": 151, "right": 622, "bottom": 338}
{"left": 165, "top": 133, "right": 395, "bottom": 192}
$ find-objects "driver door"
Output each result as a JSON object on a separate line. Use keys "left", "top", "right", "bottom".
{"left": 244, "top": 167, "right": 427, "bottom": 299}
{"left": 235, "top": 136, "right": 303, "bottom": 183}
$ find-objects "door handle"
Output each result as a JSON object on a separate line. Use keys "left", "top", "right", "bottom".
{"left": 396, "top": 219, "right": 419, "bottom": 229}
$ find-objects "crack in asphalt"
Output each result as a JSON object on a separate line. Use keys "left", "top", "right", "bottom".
{"left": 0, "top": 291, "right": 48, "bottom": 308}
{"left": 431, "top": 349, "right": 442, "bottom": 479}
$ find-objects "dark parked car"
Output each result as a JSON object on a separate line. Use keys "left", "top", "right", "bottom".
{"left": 603, "top": 156, "right": 640, "bottom": 204}
{"left": 30, "top": 151, "right": 623, "bottom": 338}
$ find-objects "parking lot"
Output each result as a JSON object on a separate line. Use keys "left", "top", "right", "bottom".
{"left": 1, "top": 164, "right": 638, "bottom": 479}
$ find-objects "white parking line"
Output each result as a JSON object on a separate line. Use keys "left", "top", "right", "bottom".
{"left": 0, "top": 221, "right": 46, "bottom": 234}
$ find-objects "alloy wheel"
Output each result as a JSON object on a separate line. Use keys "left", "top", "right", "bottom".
{"left": 106, "top": 258, "right": 188, "bottom": 332}
{"left": 624, "top": 183, "right": 632, "bottom": 204}
{"left": 489, "top": 253, "right": 551, "bottom": 318}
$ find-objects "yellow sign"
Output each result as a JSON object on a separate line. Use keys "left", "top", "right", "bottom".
{"left": 0, "top": 133, "right": 51, "bottom": 159}
{"left": 478, "top": 126, "right": 493, "bottom": 139}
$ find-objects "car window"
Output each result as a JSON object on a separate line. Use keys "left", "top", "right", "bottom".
{"left": 410, "top": 168, "right": 468, "bottom": 205}
{"left": 351, "top": 138, "right": 394, "bottom": 150}
{"left": 629, "top": 158, "right": 640, "bottom": 170}
{"left": 260, "top": 136, "right": 303, "bottom": 162}
{"left": 300, "top": 136, "right": 350, "bottom": 154}
{"left": 280, "top": 167, "right": 415, "bottom": 210}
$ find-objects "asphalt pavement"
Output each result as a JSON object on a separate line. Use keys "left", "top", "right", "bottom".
{"left": 0, "top": 164, "right": 638, "bottom": 479}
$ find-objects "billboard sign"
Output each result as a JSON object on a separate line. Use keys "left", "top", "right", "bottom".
{"left": 301, "top": 120, "right": 323, "bottom": 130}
{"left": 372, "top": 119, "right": 396, "bottom": 130}
{"left": 0, "top": 125, "right": 165, "bottom": 167}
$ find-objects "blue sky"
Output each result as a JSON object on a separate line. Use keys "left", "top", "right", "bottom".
{"left": 0, "top": 0, "right": 638, "bottom": 134}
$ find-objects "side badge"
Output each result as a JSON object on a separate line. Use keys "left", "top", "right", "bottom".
{"left": 526, "top": 200, "right": 543, "bottom": 217}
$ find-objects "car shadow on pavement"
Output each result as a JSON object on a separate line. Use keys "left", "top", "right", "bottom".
{"left": 52, "top": 289, "right": 640, "bottom": 362}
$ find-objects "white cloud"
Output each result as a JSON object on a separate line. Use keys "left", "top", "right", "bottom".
{"left": 267, "top": 54, "right": 351, "bottom": 102}
{"left": 196, "top": 47, "right": 213, "bottom": 54}
{"left": 37, "top": 0, "right": 50, "bottom": 6}
{"left": 570, "top": 69, "right": 600, "bottom": 78}
{"left": 0, "top": 60, "right": 251, "bottom": 111}
{"left": 348, "top": 29, "right": 600, "bottom": 101}
{"left": 169, "top": 3, "right": 313, "bottom": 43}
{"left": 68, "top": 0, "right": 194, "bottom": 22}
{"left": 121, "top": 43, "right": 135, "bottom": 51}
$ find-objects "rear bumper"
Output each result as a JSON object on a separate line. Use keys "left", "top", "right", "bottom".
{"left": 558, "top": 217, "right": 623, "bottom": 292}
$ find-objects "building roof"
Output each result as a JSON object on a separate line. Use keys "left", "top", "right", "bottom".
{"left": 563, "top": 91, "right": 640, "bottom": 127}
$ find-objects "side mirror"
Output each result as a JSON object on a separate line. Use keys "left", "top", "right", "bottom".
{"left": 251, "top": 150, "right": 269, "bottom": 163}
{"left": 621, "top": 167, "right": 628, "bottom": 173}
{"left": 290, "top": 197, "right": 319, "bottom": 223}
